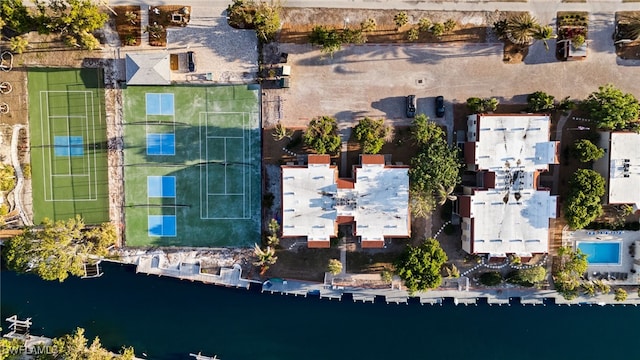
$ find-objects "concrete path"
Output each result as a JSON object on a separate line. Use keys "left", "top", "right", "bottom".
{"left": 10, "top": 125, "right": 31, "bottom": 226}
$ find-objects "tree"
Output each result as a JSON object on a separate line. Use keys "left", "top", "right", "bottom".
{"left": 272, "top": 123, "right": 292, "bottom": 141}
{"left": 572, "top": 34, "right": 585, "bottom": 48}
{"left": 570, "top": 169, "right": 606, "bottom": 198}
{"left": 409, "top": 141, "right": 461, "bottom": 195}
{"left": 418, "top": 18, "right": 431, "bottom": 32}
{"left": 617, "top": 15, "right": 640, "bottom": 42}
{"left": 266, "top": 218, "right": 280, "bottom": 247}
{"left": 572, "top": 139, "right": 605, "bottom": 163}
{"left": 584, "top": 84, "right": 640, "bottom": 130}
{"left": 253, "top": 243, "right": 277, "bottom": 275}
{"left": 466, "top": 97, "right": 499, "bottom": 113}
{"left": 52, "top": 327, "right": 135, "bottom": 359}
{"left": 564, "top": 169, "right": 605, "bottom": 229}
{"left": 353, "top": 117, "right": 389, "bottom": 154}
{"left": 430, "top": 22, "right": 445, "bottom": 37}
{"left": 445, "top": 264, "right": 460, "bottom": 278}
{"left": 309, "top": 26, "right": 342, "bottom": 55}
{"left": 394, "top": 238, "right": 448, "bottom": 294}
{"left": 510, "top": 266, "right": 546, "bottom": 286}
{"left": 34, "top": 0, "right": 108, "bottom": 35}
{"left": 0, "top": 337, "right": 23, "bottom": 360}
{"left": 0, "top": 0, "right": 33, "bottom": 34}
{"left": 504, "top": 12, "right": 539, "bottom": 45}
{"left": 527, "top": 91, "right": 555, "bottom": 112}
{"left": 533, "top": 25, "right": 556, "bottom": 51}
{"left": 410, "top": 114, "right": 445, "bottom": 147}
{"left": 553, "top": 246, "right": 588, "bottom": 299}
{"left": 407, "top": 27, "right": 419, "bottom": 41}
{"left": 78, "top": 31, "right": 100, "bottom": 50}
{"left": 253, "top": 0, "right": 281, "bottom": 42}
{"left": 581, "top": 282, "right": 596, "bottom": 297}
{"left": 393, "top": 11, "right": 408, "bottom": 30}
{"left": 2, "top": 216, "right": 115, "bottom": 282}
{"left": 303, "top": 116, "right": 341, "bottom": 155}
{"left": 480, "top": 271, "right": 502, "bottom": 286}
{"left": 409, "top": 189, "right": 435, "bottom": 218}
{"left": 436, "top": 183, "right": 456, "bottom": 205}
{"left": 360, "top": 18, "right": 376, "bottom": 32}
{"left": 0, "top": 164, "right": 16, "bottom": 191}
{"left": 614, "top": 288, "right": 628, "bottom": 302}
{"left": 124, "top": 10, "right": 137, "bottom": 24}
{"left": 380, "top": 269, "right": 393, "bottom": 283}
{"left": 9, "top": 36, "right": 28, "bottom": 54}
{"left": 327, "top": 259, "right": 342, "bottom": 275}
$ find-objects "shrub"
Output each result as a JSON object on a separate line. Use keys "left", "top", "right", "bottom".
{"left": 21, "top": 163, "right": 31, "bottom": 180}
{"left": 480, "top": 271, "right": 502, "bottom": 286}
{"left": 572, "top": 34, "right": 585, "bottom": 48}
{"left": 407, "top": 27, "right": 419, "bottom": 41}
{"left": 444, "top": 19, "right": 456, "bottom": 33}
{"left": 418, "top": 18, "right": 431, "bottom": 32}
{"left": 394, "top": 11, "right": 409, "bottom": 29}
{"left": 360, "top": 18, "right": 376, "bottom": 32}
{"left": 430, "top": 22, "right": 445, "bottom": 37}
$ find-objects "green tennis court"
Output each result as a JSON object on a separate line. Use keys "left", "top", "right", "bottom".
{"left": 28, "top": 68, "right": 109, "bottom": 224}
{"left": 123, "top": 84, "right": 261, "bottom": 247}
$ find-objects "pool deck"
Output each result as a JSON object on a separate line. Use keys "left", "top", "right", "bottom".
{"left": 564, "top": 229, "right": 640, "bottom": 285}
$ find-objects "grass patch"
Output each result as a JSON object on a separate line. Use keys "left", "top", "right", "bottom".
{"left": 346, "top": 251, "right": 399, "bottom": 273}
{"left": 266, "top": 248, "right": 340, "bottom": 282}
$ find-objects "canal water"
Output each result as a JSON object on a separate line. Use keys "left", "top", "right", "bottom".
{"left": 2, "top": 262, "right": 638, "bottom": 360}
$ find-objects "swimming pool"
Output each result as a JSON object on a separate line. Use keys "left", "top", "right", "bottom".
{"left": 577, "top": 241, "right": 621, "bottom": 265}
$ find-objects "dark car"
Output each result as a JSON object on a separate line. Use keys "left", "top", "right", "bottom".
{"left": 406, "top": 95, "right": 416, "bottom": 118}
{"left": 187, "top": 51, "right": 196, "bottom": 72}
{"left": 435, "top": 96, "right": 445, "bottom": 118}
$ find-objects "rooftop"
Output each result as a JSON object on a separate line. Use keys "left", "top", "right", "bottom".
{"left": 281, "top": 155, "right": 409, "bottom": 243}
{"left": 468, "top": 114, "right": 557, "bottom": 171}
{"left": 464, "top": 189, "right": 557, "bottom": 256}
{"left": 602, "top": 132, "right": 640, "bottom": 208}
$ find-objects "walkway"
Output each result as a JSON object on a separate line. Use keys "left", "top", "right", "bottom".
{"left": 10, "top": 125, "right": 31, "bottom": 226}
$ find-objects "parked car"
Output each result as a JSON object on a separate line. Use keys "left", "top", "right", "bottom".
{"left": 187, "top": 51, "right": 196, "bottom": 72}
{"left": 435, "top": 95, "right": 445, "bottom": 118}
{"left": 406, "top": 95, "right": 416, "bottom": 118}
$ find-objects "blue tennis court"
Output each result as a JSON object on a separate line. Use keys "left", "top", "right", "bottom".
{"left": 54, "top": 136, "right": 84, "bottom": 156}
{"left": 148, "top": 176, "right": 176, "bottom": 197}
{"left": 147, "top": 133, "right": 175, "bottom": 155}
{"left": 148, "top": 215, "right": 176, "bottom": 237}
{"left": 146, "top": 93, "right": 174, "bottom": 115}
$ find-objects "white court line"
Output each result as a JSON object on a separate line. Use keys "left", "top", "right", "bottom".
{"left": 242, "top": 112, "right": 246, "bottom": 219}
{"left": 224, "top": 137, "right": 227, "bottom": 194}
{"left": 199, "top": 113, "right": 204, "bottom": 219}
{"left": 40, "top": 91, "right": 53, "bottom": 200}
{"left": 41, "top": 90, "right": 97, "bottom": 202}
{"left": 199, "top": 111, "right": 254, "bottom": 220}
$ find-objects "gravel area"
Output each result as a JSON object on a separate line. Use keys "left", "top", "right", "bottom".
{"left": 165, "top": 6, "right": 258, "bottom": 83}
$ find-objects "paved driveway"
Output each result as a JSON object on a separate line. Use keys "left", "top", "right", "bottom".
{"left": 272, "top": 11, "right": 640, "bottom": 132}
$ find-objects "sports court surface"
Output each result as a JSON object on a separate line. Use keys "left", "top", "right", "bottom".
{"left": 123, "top": 85, "right": 261, "bottom": 247}
{"left": 27, "top": 68, "right": 109, "bottom": 224}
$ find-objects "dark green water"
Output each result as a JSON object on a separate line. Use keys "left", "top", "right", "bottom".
{"left": 2, "top": 262, "right": 638, "bottom": 360}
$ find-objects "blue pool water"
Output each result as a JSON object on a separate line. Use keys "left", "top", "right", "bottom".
{"left": 577, "top": 242, "right": 621, "bottom": 264}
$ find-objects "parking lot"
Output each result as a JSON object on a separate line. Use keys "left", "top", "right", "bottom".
{"left": 268, "top": 15, "right": 640, "bottom": 131}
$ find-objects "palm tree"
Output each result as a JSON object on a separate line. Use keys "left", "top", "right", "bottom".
{"left": 505, "top": 13, "right": 539, "bottom": 45}
{"left": 533, "top": 25, "right": 556, "bottom": 51}
{"left": 618, "top": 15, "right": 640, "bottom": 42}
{"left": 271, "top": 123, "right": 292, "bottom": 141}
{"left": 409, "top": 190, "right": 435, "bottom": 218}
{"left": 253, "top": 243, "right": 277, "bottom": 275}
{"left": 125, "top": 11, "right": 138, "bottom": 25}
{"left": 436, "top": 184, "right": 457, "bottom": 205}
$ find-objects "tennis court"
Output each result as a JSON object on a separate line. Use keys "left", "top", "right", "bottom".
{"left": 123, "top": 85, "right": 261, "bottom": 247}
{"left": 27, "top": 68, "right": 109, "bottom": 224}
